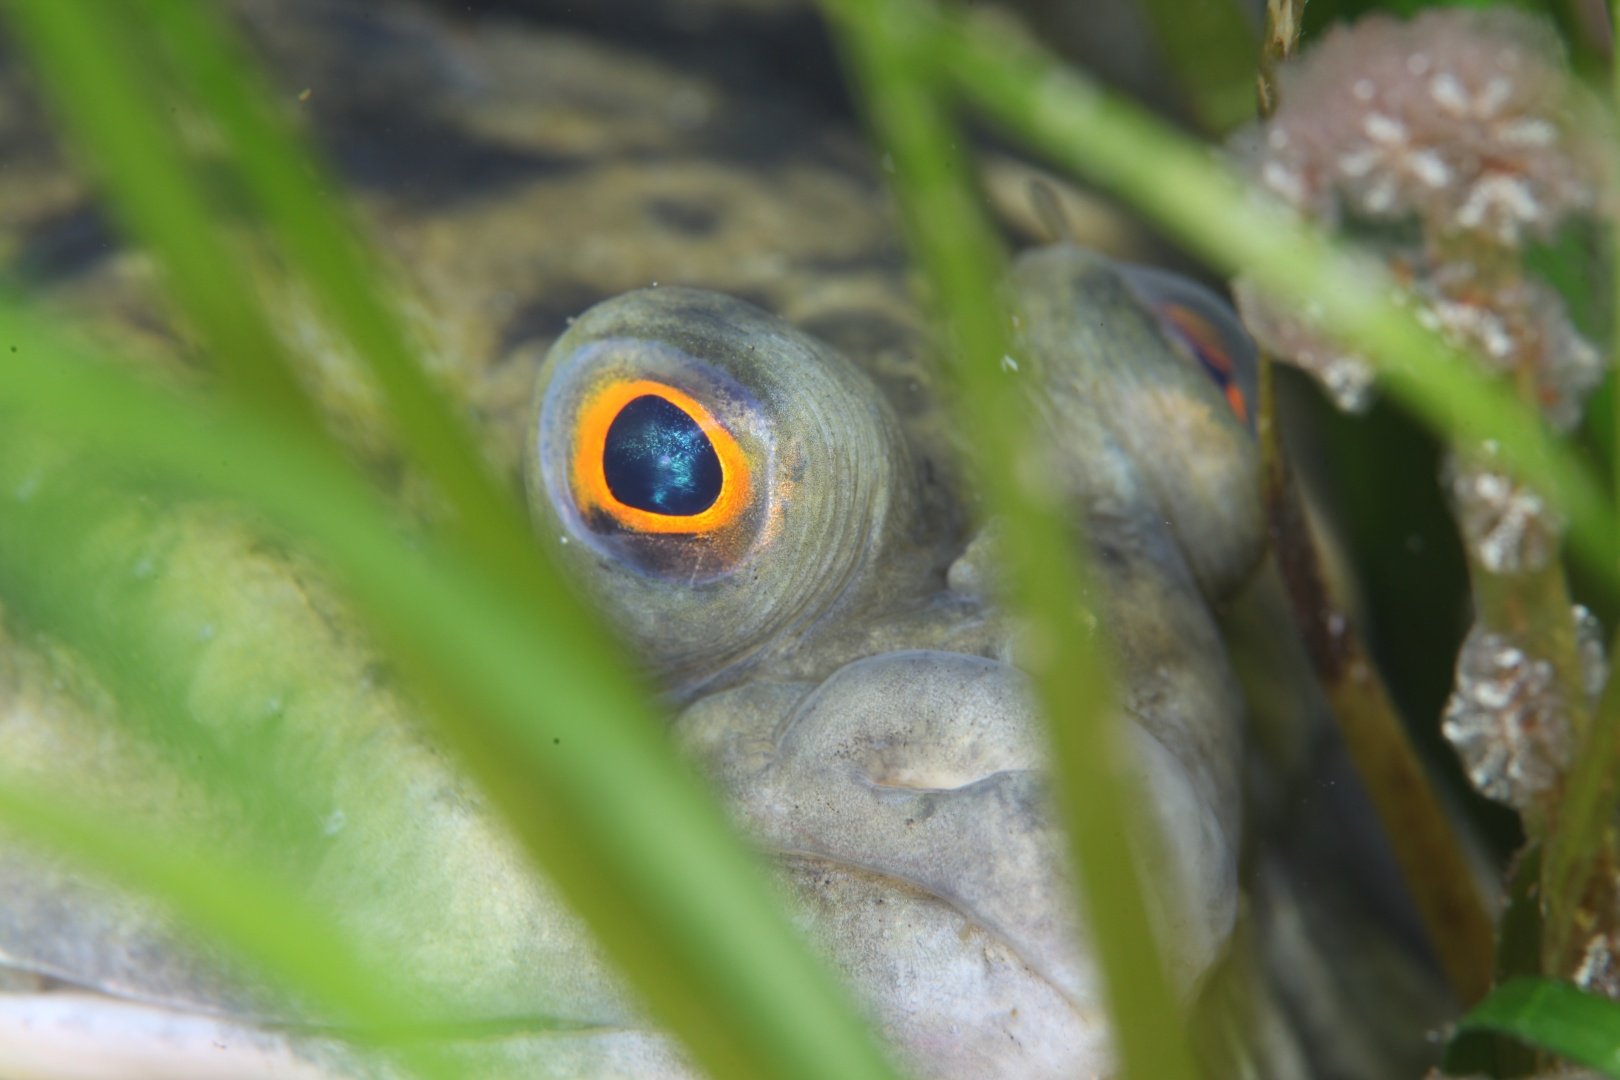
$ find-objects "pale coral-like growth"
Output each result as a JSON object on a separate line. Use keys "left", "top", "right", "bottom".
{"left": 1575, "top": 931, "right": 1620, "bottom": 999}
{"left": 1576, "top": 602, "right": 1610, "bottom": 704}
{"left": 1252, "top": 8, "right": 1602, "bottom": 246}
{"left": 1231, "top": 276, "right": 1376, "bottom": 412}
{"left": 1236, "top": 252, "right": 1601, "bottom": 426}
{"left": 1442, "top": 622, "right": 1569, "bottom": 808}
{"left": 1441, "top": 605, "right": 1606, "bottom": 810}
{"left": 1444, "top": 448, "right": 1564, "bottom": 573}
{"left": 1234, "top": 8, "right": 1607, "bottom": 429}
{"left": 1413, "top": 265, "right": 1602, "bottom": 431}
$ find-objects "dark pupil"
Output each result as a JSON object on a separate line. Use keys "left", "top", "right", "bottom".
{"left": 602, "top": 394, "right": 724, "bottom": 516}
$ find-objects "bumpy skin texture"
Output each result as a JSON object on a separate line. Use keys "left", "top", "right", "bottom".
{"left": 0, "top": 2, "right": 1441, "bottom": 1078}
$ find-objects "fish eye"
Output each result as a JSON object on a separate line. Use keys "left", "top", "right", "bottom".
{"left": 539, "top": 339, "right": 771, "bottom": 584}
{"left": 1115, "top": 263, "right": 1259, "bottom": 430}
{"left": 528, "top": 287, "right": 912, "bottom": 687}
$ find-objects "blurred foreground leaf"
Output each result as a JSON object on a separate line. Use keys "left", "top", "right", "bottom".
{"left": 1454, "top": 977, "right": 1620, "bottom": 1077}
{"left": 0, "top": 0, "right": 904, "bottom": 1071}
{"left": 821, "top": 2, "right": 1202, "bottom": 1078}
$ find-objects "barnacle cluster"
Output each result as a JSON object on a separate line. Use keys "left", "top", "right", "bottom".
{"left": 1440, "top": 605, "right": 1606, "bottom": 810}
{"left": 1231, "top": 280, "right": 1377, "bottom": 410}
{"left": 1233, "top": 8, "right": 1606, "bottom": 424}
{"left": 1575, "top": 931, "right": 1620, "bottom": 999}
{"left": 1443, "top": 444, "right": 1564, "bottom": 574}
{"left": 1254, "top": 9, "right": 1600, "bottom": 243}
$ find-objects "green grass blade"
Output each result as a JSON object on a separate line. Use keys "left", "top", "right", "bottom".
{"left": 927, "top": 4, "right": 1619, "bottom": 589}
{"left": 0, "top": 307, "right": 903, "bottom": 1080}
{"left": 134, "top": 0, "right": 544, "bottom": 580}
{"left": 1455, "top": 977, "right": 1620, "bottom": 1077}
{"left": 2, "top": 2, "right": 904, "bottom": 1074}
{"left": 1539, "top": 0, "right": 1620, "bottom": 986}
{"left": 1, "top": 0, "right": 315, "bottom": 429}
{"left": 819, "top": 3, "right": 1202, "bottom": 1078}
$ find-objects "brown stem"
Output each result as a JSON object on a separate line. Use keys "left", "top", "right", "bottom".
{"left": 1256, "top": 0, "right": 1306, "bottom": 118}
{"left": 1542, "top": 633, "right": 1620, "bottom": 979}
{"left": 1265, "top": 428, "right": 1495, "bottom": 1004}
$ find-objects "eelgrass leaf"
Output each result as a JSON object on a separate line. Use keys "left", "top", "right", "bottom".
{"left": 819, "top": 3, "right": 1203, "bottom": 1079}
{"left": 133, "top": 0, "right": 546, "bottom": 582}
{"left": 1454, "top": 977, "right": 1620, "bottom": 1077}
{"left": 2, "top": 0, "right": 316, "bottom": 429}
{"left": 1, "top": 1, "right": 906, "bottom": 1075}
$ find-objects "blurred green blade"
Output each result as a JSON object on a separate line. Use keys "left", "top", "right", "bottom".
{"left": 0, "top": 309, "right": 902, "bottom": 1080}
{"left": 0, "top": 775, "right": 452, "bottom": 1080}
{"left": 819, "top": 3, "right": 1201, "bottom": 1079}
{"left": 134, "top": 0, "right": 544, "bottom": 580}
{"left": 2, "top": 0, "right": 314, "bottom": 427}
{"left": 2, "top": 0, "right": 904, "bottom": 1074}
{"left": 1455, "top": 977, "right": 1620, "bottom": 1077}
{"left": 924, "top": 1, "right": 1618, "bottom": 590}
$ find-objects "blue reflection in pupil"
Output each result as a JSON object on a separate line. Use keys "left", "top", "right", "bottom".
{"left": 603, "top": 395, "right": 723, "bottom": 516}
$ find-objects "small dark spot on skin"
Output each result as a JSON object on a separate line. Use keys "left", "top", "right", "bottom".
{"left": 1091, "top": 542, "right": 1129, "bottom": 574}
{"left": 644, "top": 196, "right": 722, "bottom": 237}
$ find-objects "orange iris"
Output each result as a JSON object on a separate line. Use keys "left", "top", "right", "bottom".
{"left": 1162, "top": 303, "right": 1249, "bottom": 425}
{"left": 570, "top": 377, "right": 752, "bottom": 534}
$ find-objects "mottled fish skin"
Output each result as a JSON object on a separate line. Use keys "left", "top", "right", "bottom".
{"left": 0, "top": 1, "right": 1442, "bottom": 1078}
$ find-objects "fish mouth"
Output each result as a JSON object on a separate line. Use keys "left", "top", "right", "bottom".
{"left": 675, "top": 646, "right": 1242, "bottom": 1080}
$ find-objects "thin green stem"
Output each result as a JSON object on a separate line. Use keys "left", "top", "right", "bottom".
{"left": 1257, "top": 0, "right": 1307, "bottom": 117}
{"left": 820, "top": 3, "right": 1202, "bottom": 1079}
{"left": 136, "top": 0, "right": 545, "bottom": 585}
{"left": 2, "top": 1, "right": 316, "bottom": 428}
{"left": 1543, "top": 626, "right": 1620, "bottom": 979}
{"left": 1613, "top": 0, "right": 1620, "bottom": 550}
{"left": 1538, "top": 0, "right": 1620, "bottom": 981}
